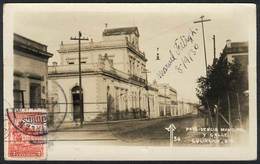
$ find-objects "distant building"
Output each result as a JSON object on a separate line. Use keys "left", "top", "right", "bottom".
{"left": 157, "top": 83, "right": 178, "bottom": 117}
{"left": 13, "top": 33, "right": 53, "bottom": 108}
{"left": 222, "top": 40, "right": 248, "bottom": 91}
{"left": 222, "top": 40, "right": 249, "bottom": 128}
{"left": 223, "top": 40, "right": 248, "bottom": 65}
{"left": 177, "top": 101, "right": 198, "bottom": 116}
{"left": 147, "top": 83, "right": 159, "bottom": 118}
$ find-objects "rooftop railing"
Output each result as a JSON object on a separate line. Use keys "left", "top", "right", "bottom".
{"left": 59, "top": 39, "right": 128, "bottom": 52}
{"left": 58, "top": 38, "right": 146, "bottom": 58}
{"left": 48, "top": 63, "right": 100, "bottom": 74}
{"left": 48, "top": 62, "right": 130, "bottom": 80}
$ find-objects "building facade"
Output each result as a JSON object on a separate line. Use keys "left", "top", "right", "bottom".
{"left": 47, "top": 27, "right": 198, "bottom": 126}
{"left": 48, "top": 27, "right": 151, "bottom": 124}
{"left": 223, "top": 40, "right": 248, "bottom": 91}
{"left": 177, "top": 101, "right": 197, "bottom": 116}
{"left": 156, "top": 83, "right": 178, "bottom": 117}
{"left": 13, "top": 33, "right": 53, "bottom": 108}
{"left": 222, "top": 40, "right": 249, "bottom": 128}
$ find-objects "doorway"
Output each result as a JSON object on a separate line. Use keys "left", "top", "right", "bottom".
{"left": 30, "top": 83, "right": 41, "bottom": 108}
{"left": 71, "top": 86, "right": 83, "bottom": 121}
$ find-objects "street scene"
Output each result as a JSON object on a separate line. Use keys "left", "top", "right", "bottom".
{"left": 3, "top": 3, "right": 256, "bottom": 160}
{"left": 48, "top": 115, "right": 204, "bottom": 146}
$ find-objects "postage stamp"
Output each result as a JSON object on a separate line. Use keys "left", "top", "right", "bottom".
{"left": 6, "top": 108, "right": 47, "bottom": 160}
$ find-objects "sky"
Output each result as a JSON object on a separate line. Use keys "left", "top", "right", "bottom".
{"left": 12, "top": 4, "right": 254, "bottom": 103}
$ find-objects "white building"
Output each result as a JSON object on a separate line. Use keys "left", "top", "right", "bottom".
{"left": 48, "top": 27, "right": 151, "bottom": 125}
{"left": 177, "top": 101, "right": 198, "bottom": 116}
{"left": 157, "top": 83, "right": 178, "bottom": 117}
{"left": 47, "top": 26, "right": 197, "bottom": 127}
{"left": 147, "top": 83, "right": 159, "bottom": 118}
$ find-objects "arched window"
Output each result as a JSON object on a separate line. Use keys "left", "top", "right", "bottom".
{"left": 71, "top": 86, "right": 84, "bottom": 121}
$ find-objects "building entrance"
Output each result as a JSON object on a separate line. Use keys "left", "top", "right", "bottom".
{"left": 71, "top": 86, "right": 83, "bottom": 121}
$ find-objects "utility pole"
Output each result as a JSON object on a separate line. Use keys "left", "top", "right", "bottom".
{"left": 165, "top": 85, "right": 167, "bottom": 116}
{"left": 143, "top": 69, "right": 151, "bottom": 119}
{"left": 213, "top": 35, "right": 216, "bottom": 60}
{"left": 227, "top": 92, "right": 232, "bottom": 129}
{"left": 227, "top": 92, "right": 232, "bottom": 143}
{"left": 212, "top": 35, "right": 218, "bottom": 65}
{"left": 194, "top": 15, "right": 211, "bottom": 75}
{"left": 70, "top": 31, "right": 89, "bottom": 127}
{"left": 216, "top": 97, "right": 219, "bottom": 131}
{"left": 236, "top": 93, "right": 242, "bottom": 128}
{"left": 194, "top": 15, "right": 211, "bottom": 127}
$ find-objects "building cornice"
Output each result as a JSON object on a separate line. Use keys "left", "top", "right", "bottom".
{"left": 158, "top": 94, "right": 170, "bottom": 99}
{"left": 14, "top": 70, "right": 44, "bottom": 81}
{"left": 14, "top": 41, "right": 53, "bottom": 59}
{"left": 58, "top": 40, "right": 147, "bottom": 62}
{"left": 48, "top": 70, "right": 146, "bottom": 88}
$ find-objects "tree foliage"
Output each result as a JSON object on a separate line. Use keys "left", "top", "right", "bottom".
{"left": 196, "top": 54, "right": 247, "bottom": 112}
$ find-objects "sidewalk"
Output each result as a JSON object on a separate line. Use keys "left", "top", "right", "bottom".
{"left": 47, "top": 114, "right": 203, "bottom": 146}
{"left": 48, "top": 114, "right": 196, "bottom": 132}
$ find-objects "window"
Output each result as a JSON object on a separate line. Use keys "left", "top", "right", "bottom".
{"left": 166, "top": 105, "right": 171, "bottom": 116}
{"left": 115, "top": 88, "right": 119, "bottom": 111}
{"left": 132, "top": 61, "right": 135, "bottom": 75}
{"left": 125, "top": 91, "right": 128, "bottom": 111}
{"left": 42, "top": 86, "right": 45, "bottom": 94}
{"left": 30, "top": 83, "right": 41, "bottom": 108}
{"left": 129, "top": 60, "right": 132, "bottom": 75}
{"left": 131, "top": 92, "right": 134, "bottom": 108}
{"left": 68, "top": 62, "right": 74, "bottom": 65}
{"left": 137, "top": 64, "right": 139, "bottom": 76}
{"left": 13, "top": 80, "right": 25, "bottom": 108}
{"left": 159, "top": 105, "right": 164, "bottom": 116}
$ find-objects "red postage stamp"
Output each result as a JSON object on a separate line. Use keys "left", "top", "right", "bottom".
{"left": 6, "top": 108, "right": 47, "bottom": 160}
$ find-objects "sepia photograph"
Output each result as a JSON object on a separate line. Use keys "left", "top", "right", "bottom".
{"left": 3, "top": 3, "right": 257, "bottom": 160}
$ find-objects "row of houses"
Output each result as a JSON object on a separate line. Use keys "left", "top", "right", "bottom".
{"left": 13, "top": 26, "right": 198, "bottom": 127}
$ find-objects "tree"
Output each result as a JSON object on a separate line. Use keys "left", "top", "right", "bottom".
{"left": 196, "top": 54, "right": 248, "bottom": 128}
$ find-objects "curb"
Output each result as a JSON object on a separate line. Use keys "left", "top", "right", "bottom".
{"left": 48, "top": 114, "right": 198, "bottom": 132}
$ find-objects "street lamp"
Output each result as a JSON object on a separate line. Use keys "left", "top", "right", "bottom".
{"left": 156, "top": 48, "right": 160, "bottom": 60}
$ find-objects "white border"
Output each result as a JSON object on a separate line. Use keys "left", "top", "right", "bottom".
{"left": 3, "top": 3, "right": 257, "bottom": 160}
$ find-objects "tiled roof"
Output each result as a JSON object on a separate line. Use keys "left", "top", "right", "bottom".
{"left": 103, "top": 26, "right": 139, "bottom": 37}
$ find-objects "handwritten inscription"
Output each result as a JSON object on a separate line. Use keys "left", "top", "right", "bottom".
{"left": 157, "top": 28, "right": 199, "bottom": 79}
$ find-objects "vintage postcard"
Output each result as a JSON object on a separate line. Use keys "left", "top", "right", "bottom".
{"left": 3, "top": 3, "right": 256, "bottom": 160}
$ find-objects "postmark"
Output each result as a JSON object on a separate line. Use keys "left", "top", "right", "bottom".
{"left": 6, "top": 108, "right": 48, "bottom": 136}
{"left": 47, "top": 80, "right": 68, "bottom": 131}
{"left": 6, "top": 108, "right": 47, "bottom": 159}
